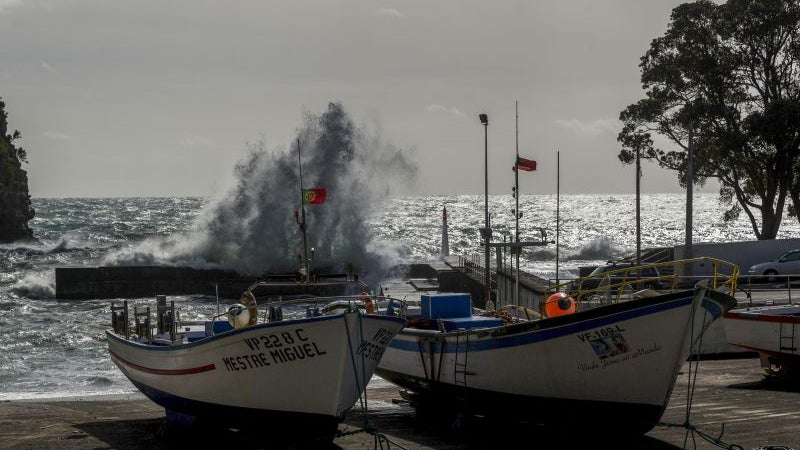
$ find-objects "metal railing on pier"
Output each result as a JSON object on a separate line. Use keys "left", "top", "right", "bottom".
{"left": 459, "top": 254, "right": 496, "bottom": 288}
{"left": 735, "top": 274, "right": 796, "bottom": 307}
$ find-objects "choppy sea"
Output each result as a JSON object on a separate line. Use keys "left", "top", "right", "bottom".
{"left": 1, "top": 194, "right": 798, "bottom": 400}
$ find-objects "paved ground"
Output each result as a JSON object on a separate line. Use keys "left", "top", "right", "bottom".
{"left": 0, "top": 357, "right": 798, "bottom": 450}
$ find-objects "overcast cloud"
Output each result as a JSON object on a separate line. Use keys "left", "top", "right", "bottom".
{"left": 0, "top": 0, "right": 711, "bottom": 198}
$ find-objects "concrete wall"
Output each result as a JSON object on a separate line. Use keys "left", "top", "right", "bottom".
{"left": 495, "top": 272, "right": 545, "bottom": 312}
{"left": 674, "top": 238, "right": 800, "bottom": 278}
{"left": 55, "top": 266, "right": 248, "bottom": 299}
{"left": 437, "top": 269, "right": 489, "bottom": 308}
{"left": 55, "top": 266, "right": 366, "bottom": 300}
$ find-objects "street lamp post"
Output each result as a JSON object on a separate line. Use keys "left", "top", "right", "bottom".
{"left": 479, "top": 113, "right": 492, "bottom": 309}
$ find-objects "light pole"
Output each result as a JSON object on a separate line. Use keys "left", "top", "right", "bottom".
{"left": 479, "top": 113, "right": 492, "bottom": 309}
{"left": 685, "top": 122, "right": 694, "bottom": 282}
{"left": 636, "top": 147, "right": 641, "bottom": 266}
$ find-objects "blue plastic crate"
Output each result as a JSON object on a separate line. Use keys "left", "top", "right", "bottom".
{"left": 205, "top": 320, "right": 233, "bottom": 335}
{"left": 421, "top": 293, "right": 472, "bottom": 319}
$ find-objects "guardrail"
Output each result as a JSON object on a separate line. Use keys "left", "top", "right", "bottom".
{"left": 459, "top": 254, "right": 495, "bottom": 287}
{"left": 734, "top": 274, "right": 795, "bottom": 307}
{"left": 549, "top": 257, "right": 740, "bottom": 305}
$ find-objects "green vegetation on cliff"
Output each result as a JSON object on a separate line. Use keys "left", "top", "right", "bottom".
{"left": 0, "top": 97, "right": 35, "bottom": 243}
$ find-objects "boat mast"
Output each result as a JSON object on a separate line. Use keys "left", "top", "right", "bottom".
{"left": 297, "top": 137, "right": 310, "bottom": 283}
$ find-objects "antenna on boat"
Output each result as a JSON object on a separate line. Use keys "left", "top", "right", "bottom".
{"left": 296, "top": 137, "right": 311, "bottom": 283}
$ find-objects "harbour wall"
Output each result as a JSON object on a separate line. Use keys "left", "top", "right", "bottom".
{"left": 674, "top": 238, "right": 800, "bottom": 277}
{"left": 55, "top": 266, "right": 249, "bottom": 299}
{"left": 53, "top": 260, "right": 538, "bottom": 306}
{"left": 55, "top": 263, "right": 441, "bottom": 300}
{"left": 55, "top": 266, "right": 369, "bottom": 300}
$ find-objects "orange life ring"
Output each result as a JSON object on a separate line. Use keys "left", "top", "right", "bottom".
{"left": 544, "top": 292, "right": 576, "bottom": 318}
{"left": 240, "top": 291, "right": 258, "bottom": 325}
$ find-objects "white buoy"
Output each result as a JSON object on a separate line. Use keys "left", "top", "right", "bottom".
{"left": 227, "top": 305, "right": 251, "bottom": 329}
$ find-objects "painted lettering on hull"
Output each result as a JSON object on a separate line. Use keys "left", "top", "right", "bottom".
{"left": 356, "top": 327, "right": 394, "bottom": 362}
{"left": 576, "top": 325, "right": 626, "bottom": 343}
{"left": 577, "top": 329, "right": 664, "bottom": 373}
{"left": 221, "top": 328, "right": 328, "bottom": 372}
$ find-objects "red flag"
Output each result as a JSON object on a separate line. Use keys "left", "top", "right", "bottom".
{"left": 302, "top": 188, "right": 327, "bottom": 205}
{"left": 515, "top": 156, "right": 537, "bottom": 171}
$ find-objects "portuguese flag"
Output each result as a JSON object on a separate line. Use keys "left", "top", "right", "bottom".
{"left": 515, "top": 156, "right": 537, "bottom": 172}
{"left": 303, "top": 188, "right": 327, "bottom": 205}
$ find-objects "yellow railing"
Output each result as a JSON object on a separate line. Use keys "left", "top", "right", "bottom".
{"left": 551, "top": 257, "right": 739, "bottom": 305}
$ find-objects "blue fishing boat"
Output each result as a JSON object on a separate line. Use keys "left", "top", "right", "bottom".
{"left": 376, "top": 259, "right": 737, "bottom": 434}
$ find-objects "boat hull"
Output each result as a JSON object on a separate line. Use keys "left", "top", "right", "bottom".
{"left": 107, "top": 311, "right": 404, "bottom": 434}
{"left": 377, "top": 288, "right": 735, "bottom": 434}
{"left": 725, "top": 304, "right": 800, "bottom": 375}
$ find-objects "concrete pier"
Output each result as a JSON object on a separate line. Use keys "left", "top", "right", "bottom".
{"left": 54, "top": 266, "right": 367, "bottom": 300}
{"left": 54, "top": 263, "right": 443, "bottom": 300}
{"left": 55, "top": 266, "right": 249, "bottom": 299}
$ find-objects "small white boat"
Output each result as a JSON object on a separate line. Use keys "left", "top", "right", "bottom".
{"left": 725, "top": 304, "right": 800, "bottom": 378}
{"left": 376, "top": 258, "right": 738, "bottom": 435}
{"left": 106, "top": 282, "right": 406, "bottom": 443}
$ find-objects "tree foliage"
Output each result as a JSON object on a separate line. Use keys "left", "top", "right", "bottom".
{"left": 618, "top": 0, "right": 800, "bottom": 239}
{"left": 0, "top": 97, "right": 27, "bottom": 164}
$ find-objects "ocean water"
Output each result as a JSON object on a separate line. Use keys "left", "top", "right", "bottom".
{"left": 1, "top": 193, "right": 798, "bottom": 400}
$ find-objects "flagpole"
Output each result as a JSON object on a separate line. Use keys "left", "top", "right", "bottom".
{"left": 297, "top": 137, "right": 310, "bottom": 283}
{"left": 514, "top": 101, "right": 520, "bottom": 308}
{"left": 556, "top": 150, "right": 560, "bottom": 285}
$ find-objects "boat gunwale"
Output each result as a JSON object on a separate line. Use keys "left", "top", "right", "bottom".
{"left": 725, "top": 305, "right": 800, "bottom": 323}
{"left": 106, "top": 310, "right": 406, "bottom": 351}
{"left": 387, "top": 288, "right": 736, "bottom": 354}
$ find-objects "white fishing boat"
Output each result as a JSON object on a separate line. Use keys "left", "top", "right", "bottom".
{"left": 375, "top": 110, "right": 738, "bottom": 434}
{"left": 106, "top": 283, "right": 406, "bottom": 442}
{"left": 375, "top": 258, "right": 738, "bottom": 435}
{"left": 725, "top": 304, "right": 800, "bottom": 378}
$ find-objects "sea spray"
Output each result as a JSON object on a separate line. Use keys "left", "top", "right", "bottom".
{"left": 102, "top": 103, "right": 417, "bottom": 286}
{"left": 566, "top": 236, "right": 621, "bottom": 261}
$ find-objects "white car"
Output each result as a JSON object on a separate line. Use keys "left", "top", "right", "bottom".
{"left": 747, "top": 249, "right": 800, "bottom": 283}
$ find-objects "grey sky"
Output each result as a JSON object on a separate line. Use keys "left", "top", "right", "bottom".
{"left": 0, "top": 0, "right": 710, "bottom": 198}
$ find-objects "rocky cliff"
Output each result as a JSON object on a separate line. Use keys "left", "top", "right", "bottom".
{"left": 0, "top": 130, "right": 35, "bottom": 243}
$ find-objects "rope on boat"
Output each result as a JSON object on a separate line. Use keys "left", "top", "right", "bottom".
{"left": 657, "top": 421, "right": 744, "bottom": 450}
{"left": 657, "top": 285, "right": 744, "bottom": 450}
{"left": 337, "top": 307, "right": 410, "bottom": 450}
{"left": 336, "top": 419, "right": 411, "bottom": 450}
